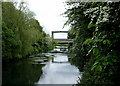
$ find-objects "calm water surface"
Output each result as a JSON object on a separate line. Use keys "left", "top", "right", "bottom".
{"left": 37, "top": 53, "right": 80, "bottom": 84}
{"left": 3, "top": 47, "right": 81, "bottom": 85}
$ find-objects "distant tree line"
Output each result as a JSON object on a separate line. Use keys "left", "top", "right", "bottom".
{"left": 2, "top": 2, "right": 54, "bottom": 62}
{"left": 64, "top": 1, "right": 120, "bottom": 85}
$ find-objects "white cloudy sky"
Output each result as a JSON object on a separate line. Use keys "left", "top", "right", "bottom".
{"left": 24, "top": 0, "right": 69, "bottom": 39}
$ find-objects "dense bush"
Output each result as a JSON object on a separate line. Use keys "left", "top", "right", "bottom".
{"left": 64, "top": 2, "right": 120, "bottom": 85}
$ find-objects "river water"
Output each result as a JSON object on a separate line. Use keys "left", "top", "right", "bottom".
{"left": 2, "top": 46, "right": 81, "bottom": 85}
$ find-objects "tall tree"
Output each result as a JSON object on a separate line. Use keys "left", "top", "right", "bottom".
{"left": 2, "top": 2, "right": 54, "bottom": 61}
{"left": 64, "top": 1, "right": 120, "bottom": 85}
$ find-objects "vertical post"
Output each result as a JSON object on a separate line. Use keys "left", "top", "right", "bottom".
{"left": 52, "top": 32, "right": 54, "bottom": 39}
{"left": 0, "top": 2, "right": 2, "bottom": 86}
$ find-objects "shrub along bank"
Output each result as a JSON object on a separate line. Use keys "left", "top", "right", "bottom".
{"left": 64, "top": 2, "right": 120, "bottom": 85}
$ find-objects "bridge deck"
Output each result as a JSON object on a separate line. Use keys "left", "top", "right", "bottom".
{"left": 54, "top": 39, "right": 73, "bottom": 44}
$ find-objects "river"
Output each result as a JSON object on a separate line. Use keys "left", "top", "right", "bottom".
{"left": 2, "top": 46, "right": 81, "bottom": 85}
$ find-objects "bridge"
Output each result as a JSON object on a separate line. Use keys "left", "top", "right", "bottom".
{"left": 52, "top": 31, "right": 73, "bottom": 44}
{"left": 54, "top": 39, "right": 73, "bottom": 44}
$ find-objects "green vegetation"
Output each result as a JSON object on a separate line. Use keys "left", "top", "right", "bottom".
{"left": 55, "top": 43, "right": 68, "bottom": 46}
{"left": 2, "top": 2, "right": 54, "bottom": 62}
{"left": 64, "top": 2, "right": 120, "bottom": 85}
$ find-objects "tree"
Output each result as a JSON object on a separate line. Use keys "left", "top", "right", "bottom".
{"left": 2, "top": 2, "right": 54, "bottom": 61}
{"left": 64, "top": 1, "right": 120, "bottom": 85}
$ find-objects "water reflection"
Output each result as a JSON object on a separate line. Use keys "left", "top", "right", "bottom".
{"left": 2, "top": 59, "right": 44, "bottom": 85}
{"left": 2, "top": 46, "right": 81, "bottom": 85}
{"left": 53, "top": 46, "right": 68, "bottom": 52}
{"left": 37, "top": 53, "right": 80, "bottom": 84}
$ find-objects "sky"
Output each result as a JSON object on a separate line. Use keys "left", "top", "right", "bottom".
{"left": 26, "top": 0, "right": 69, "bottom": 39}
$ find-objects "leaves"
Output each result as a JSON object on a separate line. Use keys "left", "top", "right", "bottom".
{"left": 91, "top": 62, "right": 102, "bottom": 72}
{"left": 93, "top": 48, "right": 99, "bottom": 56}
{"left": 103, "top": 40, "right": 110, "bottom": 45}
{"left": 97, "top": 65, "right": 102, "bottom": 72}
{"left": 83, "top": 38, "right": 93, "bottom": 45}
{"left": 2, "top": 2, "right": 54, "bottom": 61}
{"left": 88, "top": 24, "right": 96, "bottom": 29}
{"left": 112, "top": 59, "right": 117, "bottom": 63}
{"left": 64, "top": 1, "right": 120, "bottom": 85}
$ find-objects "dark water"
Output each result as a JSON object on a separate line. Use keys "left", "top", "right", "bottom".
{"left": 2, "top": 58, "right": 44, "bottom": 85}
{"left": 2, "top": 47, "right": 81, "bottom": 85}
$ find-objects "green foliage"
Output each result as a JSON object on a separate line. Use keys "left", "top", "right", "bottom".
{"left": 64, "top": 1, "right": 120, "bottom": 85}
{"left": 88, "top": 24, "right": 96, "bottom": 29}
{"left": 55, "top": 43, "right": 68, "bottom": 46}
{"left": 2, "top": 22, "right": 22, "bottom": 60}
{"left": 2, "top": 2, "right": 54, "bottom": 61}
{"left": 83, "top": 38, "right": 93, "bottom": 45}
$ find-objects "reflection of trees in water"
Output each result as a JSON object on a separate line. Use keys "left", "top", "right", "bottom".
{"left": 2, "top": 60, "right": 45, "bottom": 85}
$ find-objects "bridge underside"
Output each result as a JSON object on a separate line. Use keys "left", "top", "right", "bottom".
{"left": 54, "top": 39, "right": 73, "bottom": 44}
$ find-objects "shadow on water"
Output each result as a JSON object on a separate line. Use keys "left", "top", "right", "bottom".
{"left": 2, "top": 58, "right": 45, "bottom": 85}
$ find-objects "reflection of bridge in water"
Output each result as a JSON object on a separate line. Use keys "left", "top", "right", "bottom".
{"left": 55, "top": 46, "right": 68, "bottom": 51}
{"left": 52, "top": 31, "right": 73, "bottom": 44}
{"left": 51, "top": 54, "right": 69, "bottom": 63}
{"left": 51, "top": 53, "right": 71, "bottom": 63}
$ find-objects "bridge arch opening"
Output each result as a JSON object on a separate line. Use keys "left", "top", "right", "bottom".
{"left": 52, "top": 31, "right": 68, "bottom": 39}
{"left": 51, "top": 31, "right": 73, "bottom": 44}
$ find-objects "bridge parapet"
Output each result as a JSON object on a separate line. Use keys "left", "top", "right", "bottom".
{"left": 52, "top": 31, "right": 68, "bottom": 39}
{"left": 54, "top": 39, "right": 73, "bottom": 44}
